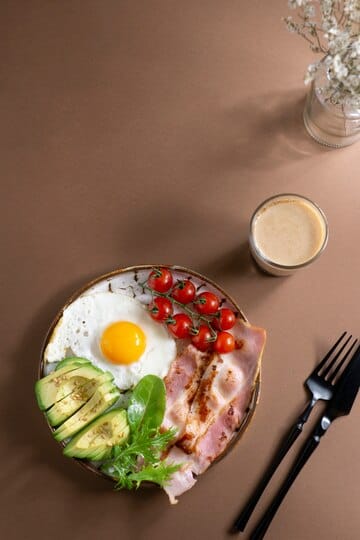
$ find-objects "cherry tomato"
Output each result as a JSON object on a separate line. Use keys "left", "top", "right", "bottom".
{"left": 194, "top": 292, "right": 220, "bottom": 315}
{"left": 171, "top": 280, "right": 196, "bottom": 304}
{"left": 148, "top": 268, "right": 173, "bottom": 293}
{"left": 213, "top": 331, "right": 235, "bottom": 353}
{"left": 191, "top": 324, "right": 214, "bottom": 351}
{"left": 167, "top": 313, "right": 192, "bottom": 339}
{"left": 212, "top": 308, "right": 236, "bottom": 331}
{"left": 148, "top": 297, "right": 173, "bottom": 322}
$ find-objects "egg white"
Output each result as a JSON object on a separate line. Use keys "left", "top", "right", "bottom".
{"left": 44, "top": 292, "right": 176, "bottom": 390}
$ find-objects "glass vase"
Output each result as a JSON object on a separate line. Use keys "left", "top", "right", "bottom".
{"left": 303, "top": 67, "right": 360, "bottom": 148}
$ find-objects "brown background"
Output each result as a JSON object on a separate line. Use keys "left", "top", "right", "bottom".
{"left": 1, "top": 1, "right": 359, "bottom": 539}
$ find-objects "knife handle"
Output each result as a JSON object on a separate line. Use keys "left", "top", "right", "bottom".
{"left": 249, "top": 420, "right": 327, "bottom": 540}
{"left": 232, "top": 400, "right": 316, "bottom": 532}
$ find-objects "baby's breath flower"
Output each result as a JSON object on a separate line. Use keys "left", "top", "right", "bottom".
{"left": 284, "top": 0, "right": 360, "bottom": 107}
{"left": 333, "top": 54, "right": 349, "bottom": 78}
{"left": 304, "top": 62, "right": 320, "bottom": 83}
{"left": 283, "top": 16, "right": 297, "bottom": 32}
{"left": 288, "top": 0, "right": 309, "bottom": 8}
{"left": 304, "top": 4, "right": 316, "bottom": 17}
{"left": 352, "top": 37, "right": 360, "bottom": 55}
{"left": 344, "top": 0, "right": 360, "bottom": 23}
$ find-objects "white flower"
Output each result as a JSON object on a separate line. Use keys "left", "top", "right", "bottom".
{"left": 322, "top": 15, "right": 338, "bottom": 32}
{"left": 288, "top": 0, "right": 309, "bottom": 8}
{"left": 328, "top": 30, "right": 351, "bottom": 54}
{"left": 304, "top": 4, "right": 316, "bottom": 17}
{"left": 347, "top": 75, "right": 359, "bottom": 89}
{"left": 333, "top": 54, "right": 349, "bottom": 78}
{"left": 283, "top": 16, "right": 298, "bottom": 32}
{"left": 324, "top": 54, "right": 333, "bottom": 66}
{"left": 352, "top": 38, "right": 360, "bottom": 56}
{"left": 285, "top": 0, "right": 360, "bottom": 106}
{"left": 344, "top": 0, "right": 360, "bottom": 23}
{"left": 304, "top": 62, "right": 319, "bottom": 83}
{"left": 321, "top": 0, "right": 335, "bottom": 18}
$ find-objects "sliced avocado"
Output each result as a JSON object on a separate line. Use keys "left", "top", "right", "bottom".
{"left": 46, "top": 371, "right": 114, "bottom": 427}
{"left": 87, "top": 445, "right": 110, "bottom": 462}
{"left": 53, "top": 383, "right": 120, "bottom": 442}
{"left": 36, "top": 364, "right": 88, "bottom": 410}
{"left": 35, "top": 364, "right": 102, "bottom": 411}
{"left": 63, "top": 409, "right": 129, "bottom": 460}
{"left": 55, "top": 357, "right": 91, "bottom": 371}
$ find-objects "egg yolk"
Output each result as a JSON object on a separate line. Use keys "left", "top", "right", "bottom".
{"left": 100, "top": 321, "right": 146, "bottom": 365}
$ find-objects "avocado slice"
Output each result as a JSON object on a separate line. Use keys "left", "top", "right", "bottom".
{"left": 35, "top": 364, "right": 102, "bottom": 411}
{"left": 53, "top": 382, "right": 120, "bottom": 442}
{"left": 46, "top": 371, "right": 114, "bottom": 427}
{"left": 55, "top": 357, "right": 91, "bottom": 371}
{"left": 63, "top": 409, "right": 129, "bottom": 460}
{"left": 87, "top": 445, "right": 109, "bottom": 461}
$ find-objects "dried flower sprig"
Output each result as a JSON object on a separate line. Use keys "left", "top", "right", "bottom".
{"left": 284, "top": 1, "right": 360, "bottom": 107}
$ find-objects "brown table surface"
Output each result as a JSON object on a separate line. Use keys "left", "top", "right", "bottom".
{"left": 1, "top": 1, "right": 359, "bottom": 539}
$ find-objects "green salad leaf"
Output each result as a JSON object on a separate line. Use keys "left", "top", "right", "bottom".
{"left": 101, "top": 427, "right": 178, "bottom": 489}
{"left": 126, "top": 462, "right": 181, "bottom": 489}
{"left": 101, "top": 375, "right": 181, "bottom": 489}
{"left": 127, "top": 374, "right": 166, "bottom": 431}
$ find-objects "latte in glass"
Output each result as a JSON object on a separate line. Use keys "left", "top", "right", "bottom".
{"left": 249, "top": 194, "right": 328, "bottom": 276}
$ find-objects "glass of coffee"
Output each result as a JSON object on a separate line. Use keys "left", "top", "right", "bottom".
{"left": 249, "top": 194, "right": 328, "bottom": 276}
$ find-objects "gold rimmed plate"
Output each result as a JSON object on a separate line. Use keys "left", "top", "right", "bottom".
{"left": 39, "top": 265, "right": 261, "bottom": 483}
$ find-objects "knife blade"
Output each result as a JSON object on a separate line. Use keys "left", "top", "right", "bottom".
{"left": 324, "top": 343, "right": 360, "bottom": 423}
{"left": 250, "top": 342, "right": 360, "bottom": 540}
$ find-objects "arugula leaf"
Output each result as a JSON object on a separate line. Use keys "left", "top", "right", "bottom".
{"left": 127, "top": 375, "right": 166, "bottom": 431}
{"left": 101, "top": 426, "right": 180, "bottom": 490}
{"left": 128, "top": 462, "right": 181, "bottom": 488}
{"left": 101, "top": 375, "right": 181, "bottom": 490}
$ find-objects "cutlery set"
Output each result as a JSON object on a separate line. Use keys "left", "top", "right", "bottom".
{"left": 232, "top": 332, "right": 360, "bottom": 539}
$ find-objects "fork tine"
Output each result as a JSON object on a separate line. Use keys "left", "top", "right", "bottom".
{"left": 328, "top": 338, "right": 358, "bottom": 383}
{"left": 313, "top": 331, "right": 347, "bottom": 376}
{"left": 321, "top": 334, "right": 352, "bottom": 378}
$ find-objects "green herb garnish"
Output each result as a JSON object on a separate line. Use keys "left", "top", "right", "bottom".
{"left": 126, "top": 461, "right": 181, "bottom": 489}
{"left": 101, "top": 375, "right": 181, "bottom": 489}
{"left": 127, "top": 374, "right": 166, "bottom": 431}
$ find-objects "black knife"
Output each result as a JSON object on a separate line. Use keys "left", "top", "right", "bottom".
{"left": 250, "top": 344, "right": 360, "bottom": 540}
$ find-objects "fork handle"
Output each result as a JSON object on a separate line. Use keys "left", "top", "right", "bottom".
{"left": 250, "top": 420, "right": 327, "bottom": 540}
{"left": 232, "top": 400, "right": 316, "bottom": 532}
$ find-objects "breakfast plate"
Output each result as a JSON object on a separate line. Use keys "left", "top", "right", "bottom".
{"left": 38, "top": 265, "right": 264, "bottom": 499}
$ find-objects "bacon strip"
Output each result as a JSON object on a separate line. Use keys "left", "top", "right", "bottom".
{"left": 162, "top": 344, "right": 210, "bottom": 441}
{"left": 163, "top": 320, "right": 266, "bottom": 504}
{"left": 164, "top": 447, "right": 198, "bottom": 505}
{"left": 179, "top": 321, "right": 265, "bottom": 453}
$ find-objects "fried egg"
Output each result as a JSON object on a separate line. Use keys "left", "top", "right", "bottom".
{"left": 44, "top": 292, "right": 176, "bottom": 390}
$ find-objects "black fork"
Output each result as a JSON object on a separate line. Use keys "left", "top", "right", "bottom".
{"left": 232, "top": 332, "right": 358, "bottom": 533}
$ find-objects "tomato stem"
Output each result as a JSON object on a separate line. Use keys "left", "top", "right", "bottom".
{"left": 143, "top": 283, "right": 217, "bottom": 331}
